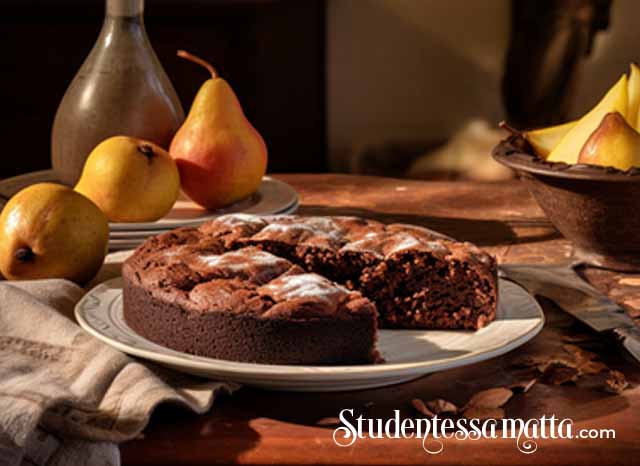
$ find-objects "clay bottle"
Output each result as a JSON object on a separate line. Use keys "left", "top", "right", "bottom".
{"left": 51, "top": 0, "right": 184, "bottom": 186}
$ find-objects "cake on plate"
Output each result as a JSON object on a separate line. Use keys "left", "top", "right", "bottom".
{"left": 122, "top": 214, "right": 497, "bottom": 365}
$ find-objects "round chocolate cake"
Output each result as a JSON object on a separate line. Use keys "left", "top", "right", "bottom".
{"left": 122, "top": 214, "right": 497, "bottom": 365}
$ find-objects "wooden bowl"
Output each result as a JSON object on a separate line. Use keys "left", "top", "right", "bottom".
{"left": 492, "top": 136, "right": 640, "bottom": 271}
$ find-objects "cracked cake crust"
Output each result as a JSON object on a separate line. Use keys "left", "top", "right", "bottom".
{"left": 123, "top": 214, "right": 497, "bottom": 365}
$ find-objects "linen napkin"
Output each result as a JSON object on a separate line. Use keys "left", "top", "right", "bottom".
{"left": 0, "top": 278, "right": 235, "bottom": 466}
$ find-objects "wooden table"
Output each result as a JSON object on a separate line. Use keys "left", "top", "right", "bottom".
{"left": 121, "top": 175, "right": 640, "bottom": 466}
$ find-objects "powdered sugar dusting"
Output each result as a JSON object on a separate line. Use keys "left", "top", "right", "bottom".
{"left": 386, "top": 234, "right": 422, "bottom": 254}
{"left": 426, "top": 241, "right": 449, "bottom": 253}
{"left": 263, "top": 273, "right": 348, "bottom": 302}
{"left": 259, "top": 223, "right": 305, "bottom": 234}
{"left": 198, "top": 249, "right": 285, "bottom": 272}
{"left": 303, "top": 216, "right": 339, "bottom": 232}
{"left": 257, "top": 218, "right": 342, "bottom": 240}
{"left": 217, "top": 213, "right": 266, "bottom": 227}
{"left": 341, "top": 231, "right": 386, "bottom": 256}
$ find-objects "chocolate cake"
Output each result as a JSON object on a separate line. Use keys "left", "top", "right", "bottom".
{"left": 123, "top": 214, "right": 498, "bottom": 365}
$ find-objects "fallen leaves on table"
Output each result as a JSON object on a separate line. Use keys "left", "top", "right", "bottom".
{"left": 563, "top": 344, "right": 597, "bottom": 364}
{"left": 604, "top": 370, "right": 629, "bottom": 394}
{"left": 514, "top": 343, "right": 609, "bottom": 382}
{"left": 411, "top": 387, "right": 513, "bottom": 421}
{"left": 540, "top": 362, "right": 580, "bottom": 385}
{"left": 512, "top": 342, "right": 630, "bottom": 393}
{"left": 411, "top": 398, "right": 435, "bottom": 417}
{"left": 579, "top": 359, "right": 609, "bottom": 375}
{"left": 461, "top": 387, "right": 512, "bottom": 420}
{"left": 410, "top": 341, "right": 631, "bottom": 424}
{"left": 426, "top": 398, "right": 459, "bottom": 415}
{"left": 463, "top": 387, "right": 513, "bottom": 410}
{"left": 509, "top": 378, "right": 537, "bottom": 393}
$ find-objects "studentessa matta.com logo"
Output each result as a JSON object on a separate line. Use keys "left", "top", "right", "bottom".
{"left": 332, "top": 409, "right": 615, "bottom": 454}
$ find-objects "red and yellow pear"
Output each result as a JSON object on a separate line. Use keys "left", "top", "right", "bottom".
{"left": 578, "top": 112, "right": 640, "bottom": 171}
{"left": 170, "top": 50, "right": 267, "bottom": 210}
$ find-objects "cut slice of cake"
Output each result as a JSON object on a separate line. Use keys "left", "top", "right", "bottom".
{"left": 208, "top": 214, "right": 498, "bottom": 330}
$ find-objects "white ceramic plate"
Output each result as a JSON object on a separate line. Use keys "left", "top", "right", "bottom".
{"left": 109, "top": 177, "right": 298, "bottom": 231}
{"left": 0, "top": 171, "right": 298, "bottom": 233}
{"left": 76, "top": 277, "right": 544, "bottom": 391}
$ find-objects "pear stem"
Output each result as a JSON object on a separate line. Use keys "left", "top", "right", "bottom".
{"left": 177, "top": 50, "right": 217, "bottom": 79}
{"left": 138, "top": 144, "right": 155, "bottom": 158}
{"left": 15, "top": 247, "right": 34, "bottom": 263}
{"left": 498, "top": 121, "right": 523, "bottom": 136}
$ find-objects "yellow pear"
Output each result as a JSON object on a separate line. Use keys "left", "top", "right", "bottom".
{"left": 628, "top": 63, "right": 640, "bottom": 128}
{"left": 578, "top": 112, "right": 640, "bottom": 170}
{"left": 76, "top": 136, "right": 180, "bottom": 222}
{"left": 548, "top": 74, "right": 628, "bottom": 164}
{"left": 0, "top": 183, "right": 108, "bottom": 284}
{"left": 169, "top": 50, "right": 267, "bottom": 210}
{"left": 523, "top": 120, "right": 576, "bottom": 158}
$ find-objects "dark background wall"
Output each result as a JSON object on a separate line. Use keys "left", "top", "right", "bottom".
{"left": 0, "top": 0, "right": 326, "bottom": 179}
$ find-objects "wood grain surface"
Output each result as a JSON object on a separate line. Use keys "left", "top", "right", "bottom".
{"left": 121, "top": 175, "right": 640, "bottom": 466}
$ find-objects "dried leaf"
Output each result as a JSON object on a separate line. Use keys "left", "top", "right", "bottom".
{"left": 541, "top": 362, "right": 580, "bottom": 385}
{"left": 514, "top": 352, "right": 577, "bottom": 371}
{"left": 462, "top": 406, "right": 505, "bottom": 420}
{"left": 536, "top": 358, "right": 577, "bottom": 373}
{"left": 563, "top": 344, "right": 597, "bottom": 363}
{"left": 411, "top": 398, "right": 434, "bottom": 417}
{"left": 563, "top": 343, "right": 611, "bottom": 375}
{"left": 580, "top": 359, "right": 609, "bottom": 375}
{"left": 464, "top": 387, "right": 513, "bottom": 410}
{"left": 316, "top": 417, "right": 341, "bottom": 427}
{"left": 604, "top": 370, "right": 628, "bottom": 394}
{"left": 509, "top": 378, "right": 537, "bottom": 393}
{"left": 425, "top": 398, "right": 458, "bottom": 415}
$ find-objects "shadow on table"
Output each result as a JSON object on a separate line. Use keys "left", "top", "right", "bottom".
{"left": 225, "top": 300, "right": 634, "bottom": 431}
{"left": 231, "top": 352, "right": 631, "bottom": 432}
{"left": 121, "top": 325, "right": 633, "bottom": 464}
{"left": 120, "top": 397, "right": 261, "bottom": 464}
{"left": 298, "top": 205, "right": 561, "bottom": 247}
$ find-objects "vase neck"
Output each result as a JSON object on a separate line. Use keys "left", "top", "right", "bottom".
{"left": 99, "top": 0, "right": 147, "bottom": 45}
{"left": 106, "top": 0, "right": 144, "bottom": 18}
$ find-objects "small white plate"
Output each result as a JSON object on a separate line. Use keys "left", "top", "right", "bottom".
{"left": 109, "top": 177, "right": 298, "bottom": 231}
{"left": 0, "top": 172, "right": 298, "bottom": 233}
{"left": 76, "top": 278, "right": 544, "bottom": 391}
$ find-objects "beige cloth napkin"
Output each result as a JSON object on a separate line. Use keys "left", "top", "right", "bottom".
{"left": 0, "top": 278, "right": 235, "bottom": 466}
